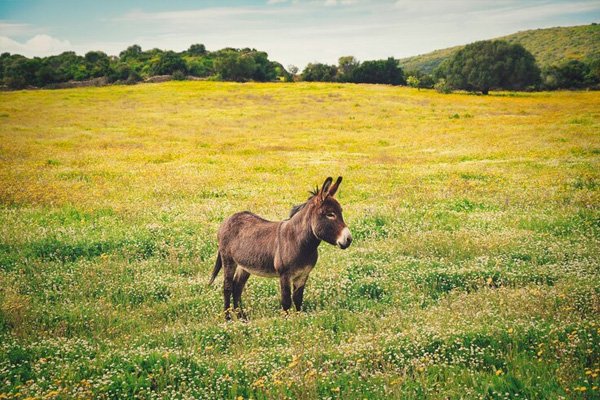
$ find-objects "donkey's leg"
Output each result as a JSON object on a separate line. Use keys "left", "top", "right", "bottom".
{"left": 222, "top": 257, "right": 236, "bottom": 320}
{"left": 233, "top": 267, "right": 250, "bottom": 320}
{"left": 279, "top": 273, "right": 292, "bottom": 312}
{"left": 292, "top": 274, "right": 310, "bottom": 311}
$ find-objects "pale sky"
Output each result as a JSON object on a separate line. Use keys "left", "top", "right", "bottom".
{"left": 1, "top": 0, "right": 599, "bottom": 68}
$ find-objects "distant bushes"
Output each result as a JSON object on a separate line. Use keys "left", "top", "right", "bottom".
{"left": 1, "top": 39, "right": 599, "bottom": 91}
{"left": 0, "top": 44, "right": 289, "bottom": 89}
{"left": 541, "top": 59, "right": 599, "bottom": 90}
{"left": 300, "top": 56, "right": 406, "bottom": 85}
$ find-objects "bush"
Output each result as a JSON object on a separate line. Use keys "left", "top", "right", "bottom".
{"left": 149, "top": 51, "right": 188, "bottom": 76}
{"left": 542, "top": 60, "right": 593, "bottom": 89}
{"left": 350, "top": 57, "right": 405, "bottom": 85}
{"left": 435, "top": 78, "right": 452, "bottom": 94}
{"left": 407, "top": 76, "right": 420, "bottom": 88}
{"left": 301, "top": 63, "right": 338, "bottom": 82}
{"left": 214, "top": 51, "right": 256, "bottom": 82}
{"left": 172, "top": 70, "right": 187, "bottom": 81}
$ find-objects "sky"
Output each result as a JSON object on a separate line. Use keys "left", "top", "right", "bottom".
{"left": 1, "top": 0, "right": 599, "bottom": 68}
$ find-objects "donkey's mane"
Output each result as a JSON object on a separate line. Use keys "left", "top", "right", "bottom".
{"left": 288, "top": 186, "right": 319, "bottom": 218}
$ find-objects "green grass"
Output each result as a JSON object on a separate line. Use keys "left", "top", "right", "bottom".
{"left": 0, "top": 81, "right": 599, "bottom": 399}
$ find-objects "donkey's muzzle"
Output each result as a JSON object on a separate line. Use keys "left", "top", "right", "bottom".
{"left": 337, "top": 227, "right": 352, "bottom": 249}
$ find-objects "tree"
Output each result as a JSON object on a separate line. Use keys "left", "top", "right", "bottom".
{"left": 587, "top": 58, "right": 600, "bottom": 86}
{"left": 444, "top": 40, "right": 540, "bottom": 94}
{"left": 406, "top": 70, "right": 435, "bottom": 89}
{"left": 187, "top": 58, "right": 213, "bottom": 77}
{"left": 350, "top": 57, "right": 405, "bottom": 85}
{"left": 2, "top": 55, "right": 40, "bottom": 88}
{"left": 285, "top": 65, "right": 299, "bottom": 82}
{"left": 107, "top": 61, "right": 141, "bottom": 83}
{"left": 214, "top": 51, "right": 256, "bottom": 81}
{"left": 434, "top": 78, "right": 452, "bottom": 94}
{"left": 541, "top": 60, "right": 593, "bottom": 89}
{"left": 337, "top": 56, "right": 358, "bottom": 82}
{"left": 85, "top": 51, "right": 110, "bottom": 78}
{"left": 301, "top": 63, "right": 338, "bottom": 82}
{"left": 149, "top": 51, "right": 187, "bottom": 76}
{"left": 407, "top": 75, "right": 420, "bottom": 89}
{"left": 119, "top": 45, "right": 142, "bottom": 61}
{"left": 187, "top": 43, "right": 207, "bottom": 56}
{"left": 248, "top": 51, "right": 277, "bottom": 81}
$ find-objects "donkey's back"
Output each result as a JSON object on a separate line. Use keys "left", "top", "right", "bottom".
{"left": 217, "top": 211, "right": 279, "bottom": 276}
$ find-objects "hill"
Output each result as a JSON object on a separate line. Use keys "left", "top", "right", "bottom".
{"left": 400, "top": 24, "right": 600, "bottom": 74}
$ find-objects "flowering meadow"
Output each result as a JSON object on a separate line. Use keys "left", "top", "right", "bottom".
{"left": 0, "top": 82, "right": 598, "bottom": 399}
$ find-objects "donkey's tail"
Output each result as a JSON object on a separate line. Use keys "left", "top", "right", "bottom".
{"left": 208, "top": 251, "right": 222, "bottom": 285}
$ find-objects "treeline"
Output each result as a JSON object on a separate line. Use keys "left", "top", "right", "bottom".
{"left": 1, "top": 40, "right": 599, "bottom": 92}
{"left": 307, "top": 42, "right": 600, "bottom": 94}
{"left": 0, "top": 43, "right": 407, "bottom": 89}
{"left": 0, "top": 44, "right": 290, "bottom": 89}
{"left": 301, "top": 56, "right": 405, "bottom": 85}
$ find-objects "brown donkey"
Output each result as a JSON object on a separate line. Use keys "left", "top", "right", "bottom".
{"left": 209, "top": 177, "right": 352, "bottom": 319}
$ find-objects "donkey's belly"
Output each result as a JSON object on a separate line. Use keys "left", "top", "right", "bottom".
{"left": 237, "top": 264, "right": 278, "bottom": 278}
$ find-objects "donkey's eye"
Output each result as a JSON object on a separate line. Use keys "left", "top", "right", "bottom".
{"left": 326, "top": 213, "right": 336, "bottom": 219}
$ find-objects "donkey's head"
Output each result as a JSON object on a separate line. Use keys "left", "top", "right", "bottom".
{"left": 310, "top": 177, "right": 352, "bottom": 249}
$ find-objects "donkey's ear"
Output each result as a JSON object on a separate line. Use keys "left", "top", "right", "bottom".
{"left": 320, "top": 177, "right": 333, "bottom": 200}
{"left": 327, "top": 176, "right": 342, "bottom": 197}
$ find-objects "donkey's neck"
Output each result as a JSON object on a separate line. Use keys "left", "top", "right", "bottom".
{"left": 282, "top": 202, "right": 320, "bottom": 250}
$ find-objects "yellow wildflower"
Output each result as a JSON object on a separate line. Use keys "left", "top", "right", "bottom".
{"left": 252, "top": 377, "right": 265, "bottom": 388}
{"left": 288, "top": 355, "right": 300, "bottom": 368}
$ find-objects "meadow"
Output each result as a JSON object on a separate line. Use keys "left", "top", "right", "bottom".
{"left": 0, "top": 81, "right": 598, "bottom": 399}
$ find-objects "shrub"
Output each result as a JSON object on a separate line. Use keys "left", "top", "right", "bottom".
{"left": 434, "top": 78, "right": 452, "bottom": 93}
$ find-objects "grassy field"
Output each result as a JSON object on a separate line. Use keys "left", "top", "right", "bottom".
{"left": 0, "top": 81, "right": 599, "bottom": 399}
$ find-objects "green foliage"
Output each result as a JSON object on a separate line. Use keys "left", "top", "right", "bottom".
{"left": 406, "top": 70, "right": 435, "bottom": 89}
{"left": 107, "top": 61, "right": 141, "bottom": 83}
{"left": 337, "top": 56, "right": 359, "bottom": 82}
{"left": 149, "top": 51, "right": 187, "bottom": 76}
{"left": 119, "top": 44, "right": 142, "bottom": 61}
{"left": 542, "top": 59, "right": 596, "bottom": 89}
{"left": 213, "top": 50, "right": 256, "bottom": 82}
{"left": 443, "top": 40, "right": 540, "bottom": 94}
{"left": 301, "top": 62, "right": 338, "bottom": 82}
{"left": 0, "top": 43, "right": 287, "bottom": 88}
{"left": 186, "top": 43, "right": 206, "bottom": 56}
{"left": 350, "top": 57, "right": 406, "bottom": 85}
{"left": 84, "top": 51, "right": 109, "bottom": 78}
{"left": 434, "top": 78, "right": 452, "bottom": 93}
{"left": 1, "top": 55, "right": 39, "bottom": 88}
{"left": 407, "top": 75, "right": 420, "bottom": 88}
{"left": 186, "top": 57, "right": 212, "bottom": 77}
{"left": 400, "top": 24, "right": 600, "bottom": 75}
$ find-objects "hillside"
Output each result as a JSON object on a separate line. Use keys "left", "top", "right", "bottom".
{"left": 400, "top": 24, "right": 600, "bottom": 74}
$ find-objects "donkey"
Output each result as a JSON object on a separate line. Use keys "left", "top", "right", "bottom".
{"left": 209, "top": 177, "right": 352, "bottom": 319}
